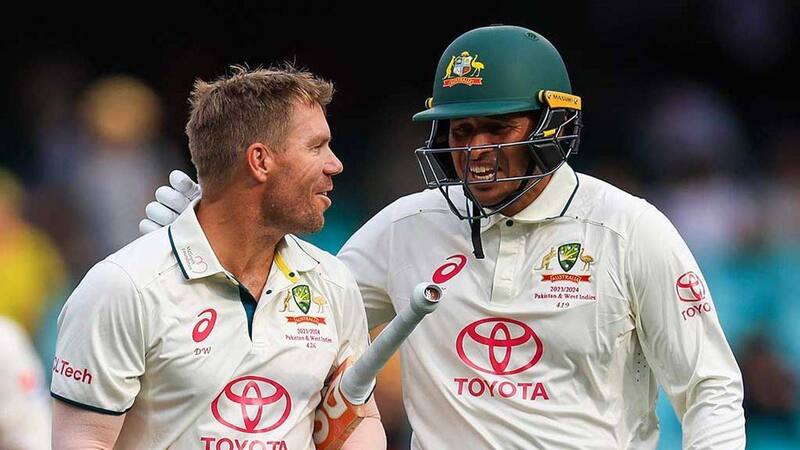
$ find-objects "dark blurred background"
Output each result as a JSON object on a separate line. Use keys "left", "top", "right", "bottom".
{"left": 1, "top": 2, "right": 798, "bottom": 448}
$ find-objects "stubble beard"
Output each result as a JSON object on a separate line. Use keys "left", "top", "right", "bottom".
{"left": 262, "top": 196, "right": 324, "bottom": 236}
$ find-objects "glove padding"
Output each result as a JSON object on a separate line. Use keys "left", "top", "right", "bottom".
{"left": 138, "top": 170, "right": 202, "bottom": 235}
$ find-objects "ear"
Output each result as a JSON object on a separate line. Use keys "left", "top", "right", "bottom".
{"left": 244, "top": 142, "right": 273, "bottom": 183}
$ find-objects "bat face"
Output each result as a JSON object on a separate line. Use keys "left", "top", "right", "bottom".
{"left": 313, "top": 357, "right": 367, "bottom": 450}
{"left": 313, "top": 283, "right": 444, "bottom": 449}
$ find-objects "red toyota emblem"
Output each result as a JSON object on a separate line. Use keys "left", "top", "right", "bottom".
{"left": 676, "top": 271, "right": 706, "bottom": 302}
{"left": 456, "top": 318, "right": 543, "bottom": 375}
{"left": 192, "top": 308, "right": 217, "bottom": 343}
{"left": 211, "top": 376, "right": 292, "bottom": 433}
{"left": 432, "top": 254, "right": 467, "bottom": 284}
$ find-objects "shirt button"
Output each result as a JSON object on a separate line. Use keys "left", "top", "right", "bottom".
{"left": 506, "top": 220, "right": 514, "bottom": 227}
{"left": 266, "top": 289, "right": 272, "bottom": 295}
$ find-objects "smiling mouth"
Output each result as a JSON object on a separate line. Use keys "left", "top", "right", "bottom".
{"left": 468, "top": 163, "right": 498, "bottom": 181}
{"left": 315, "top": 192, "right": 332, "bottom": 209}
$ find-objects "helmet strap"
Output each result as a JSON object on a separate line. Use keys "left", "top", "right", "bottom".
{"left": 469, "top": 203, "right": 485, "bottom": 259}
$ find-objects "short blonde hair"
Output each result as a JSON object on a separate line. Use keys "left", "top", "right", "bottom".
{"left": 186, "top": 64, "right": 334, "bottom": 190}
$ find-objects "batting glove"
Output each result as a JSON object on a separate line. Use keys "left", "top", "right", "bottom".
{"left": 138, "top": 170, "right": 201, "bottom": 235}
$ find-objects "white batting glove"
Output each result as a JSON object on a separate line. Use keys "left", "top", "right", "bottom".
{"left": 138, "top": 170, "right": 202, "bottom": 235}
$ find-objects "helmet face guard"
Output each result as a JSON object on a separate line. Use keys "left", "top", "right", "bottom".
{"left": 415, "top": 90, "right": 582, "bottom": 221}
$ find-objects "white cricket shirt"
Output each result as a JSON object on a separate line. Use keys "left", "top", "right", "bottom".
{"left": 339, "top": 164, "right": 745, "bottom": 449}
{"left": 51, "top": 199, "right": 370, "bottom": 450}
{"left": 0, "top": 316, "right": 50, "bottom": 450}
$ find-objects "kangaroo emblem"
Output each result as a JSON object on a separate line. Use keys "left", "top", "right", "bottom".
{"left": 535, "top": 247, "right": 557, "bottom": 270}
{"left": 279, "top": 292, "right": 294, "bottom": 312}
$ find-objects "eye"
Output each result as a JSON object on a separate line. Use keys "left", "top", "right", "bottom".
{"left": 311, "top": 139, "right": 330, "bottom": 153}
{"left": 450, "top": 126, "right": 470, "bottom": 139}
{"left": 489, "top": 124, "right": 512, "bottom": 135}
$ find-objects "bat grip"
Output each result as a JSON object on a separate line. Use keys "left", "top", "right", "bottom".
{"left": 339, "top": 282, "right": 442, "bottom": 404}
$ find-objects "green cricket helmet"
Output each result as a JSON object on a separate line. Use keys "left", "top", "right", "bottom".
{"left": 414, "top": 25, "right": 582, "bottom": 228}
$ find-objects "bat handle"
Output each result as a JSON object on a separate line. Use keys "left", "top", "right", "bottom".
{"left": 340, "top": 282, "right": 443, "bottom": 404}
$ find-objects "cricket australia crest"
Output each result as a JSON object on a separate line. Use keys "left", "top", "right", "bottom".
{"left": 282, "top": 285, "right": 328, "bottom": 326}
{"left": 292, "top": 285, "right": 312, "bottom": 314}
{"left": 533, "top": 242, "right": 597, "bottom": 303}
{"left": 558, "top": 243, "right": 581, "bottom": 272}
{"left": 534, "top": 242, "right": 596, "bottom": 288}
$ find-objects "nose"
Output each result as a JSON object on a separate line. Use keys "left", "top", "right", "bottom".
{"left": 324, "top": 148, "right": 344, "bottom": 176}
{"left": 466, "top": 132, "right": 497, "bottom": 159}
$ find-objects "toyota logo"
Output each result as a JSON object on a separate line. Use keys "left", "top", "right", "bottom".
{"left": 676, "top": 271, "right": 706, "bottom": 302}
{"left": 456, "top": 318, "right": 543, "bottom": 375}
{"left": 211, "top": 376, "right": 292, "bottom": 433}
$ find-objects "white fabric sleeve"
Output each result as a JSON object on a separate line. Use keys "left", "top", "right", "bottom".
{"left": 50, "top": 260, "right": 146, "bottom": 415}
{"left": 0, "top": 318, "right": 50, "bottom": 450}
{"left": 333, "top": 268, "right": 372, "bottom": 368}
{"left": 338, "top": 206, "right": 396, "bottom": 331}
{"left": 626, "top": 205, "right": 745, "bottom": 449}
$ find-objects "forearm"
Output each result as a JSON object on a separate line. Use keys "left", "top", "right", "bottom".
{"left": 341, "top": 398, "right": 386, "bottom": 450}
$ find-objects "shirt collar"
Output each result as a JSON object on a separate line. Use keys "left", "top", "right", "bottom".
{"left": 169, "top": 198, "right": 320, "bottom": 281}
{"left": 168, "top": 198, "right": 226, "bottom": 280}
{"left": 472, "top": 163, "right": 579, "bottom": 233}
{"left": 273, "top": 234, "right": 320, "bottom": 284}
{"left": 511, "top": 163, "right": 580, "bottom": 223}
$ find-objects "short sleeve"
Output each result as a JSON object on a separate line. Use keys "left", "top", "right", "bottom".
{"left": 50, "top": 260, "right": 146, "bottom": 415}
{"left": 333, "top": 269, "right": 371, "bottom": 368}
{"left": 338, "top": 206, "right": 396, "bottom": 330}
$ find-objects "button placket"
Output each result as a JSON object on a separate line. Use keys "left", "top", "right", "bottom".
{"left": 491, "top": 221, "right": 524, "bottom": 304}
{"left": 248, "top": 285, "right": 266, "bottom": 347}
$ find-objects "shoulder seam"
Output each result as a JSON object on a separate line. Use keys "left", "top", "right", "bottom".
{"left": 384, "top": 190, "right": 455, "bottom": 224}
{"left": 392, "top": 206, "right": 452, "bottom": 224}
{"left": 621, "top": 203, "right": 657, "bottom": 317}
{"left": 102, "top": 260, "right": 142, "bottom": 295}
{"left": 104, "top": 258, "right": 181, "bottom": 292}
{"left": 557, "top": 215, "right": 627, "bottom": 241}
{"left": 317, "top": 272, "right": 347, "bottom": 290}
{"left": 101, "top": 259, "right": 151, "bottom": 352}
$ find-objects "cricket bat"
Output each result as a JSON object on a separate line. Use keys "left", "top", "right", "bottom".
{"left": 312, "top": 282, "right": 444, "bottom": 450}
